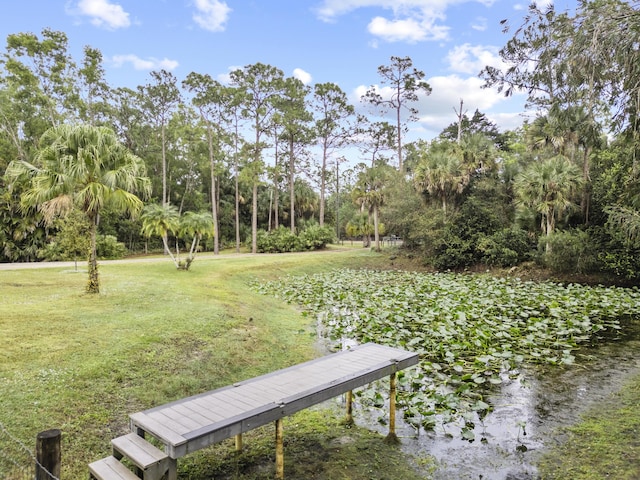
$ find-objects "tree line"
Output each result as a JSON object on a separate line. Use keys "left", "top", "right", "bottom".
{"left": 2, "top": 0, "right": 640, "bottom": 288}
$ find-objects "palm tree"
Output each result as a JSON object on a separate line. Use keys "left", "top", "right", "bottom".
{"left": 140, "top": 203, "right": 180, "bottom": 268}
{"left": 413, "top": 144, "right": 469, "bottom": 217}
{"left": 352, "top": 162, "right": 392, "bottom": 251}
{"left": 514, "top": 154, "right": 582, "bottom": 252}
{"left": 180, "top": 211, "right": 215, "bottom": 268}
{"left": 6, "top": 124, "right": 151, "bottom": 293}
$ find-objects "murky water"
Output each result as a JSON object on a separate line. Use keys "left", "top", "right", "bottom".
{"left": 323, "top": 320, "right": 640, "bottom": 480}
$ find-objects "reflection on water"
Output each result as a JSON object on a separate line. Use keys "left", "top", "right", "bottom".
{"left": 325, "top": 322, "right": 640, "bottom": 480}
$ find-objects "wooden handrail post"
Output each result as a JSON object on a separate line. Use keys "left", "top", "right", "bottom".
{"left": 275, "top": 418, "right": 284, "bottom": 479}
{"left": 36, "top": 429, "right": 61, "bottom": 480}
{"left": 384, "top": 373, "right": 400, "bottom": 444}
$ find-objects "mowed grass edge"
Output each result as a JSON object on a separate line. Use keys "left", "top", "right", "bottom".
{"left": 0, "top": 248, "right": 424, "bottom": 479}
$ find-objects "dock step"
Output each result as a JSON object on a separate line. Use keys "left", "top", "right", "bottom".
{"left": 88, "top": 456, "right": 139, "bottom": 480}
{"left": 111, "top": 433, "right": 176, "bottom": 480}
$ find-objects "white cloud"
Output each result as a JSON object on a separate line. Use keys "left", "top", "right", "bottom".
{"left": 353, "top": 73, "right": 525, "bottom": 138}
{"left": 446, "top": 43, "right": 505, "bottom": 75}
{"left": 71, "top": 0, "right": 131, "bottom": 29}
{"left": 417, "top": 75, "right": 519, "bottom": 132}
{"left": 368, "top": 16, "right": 449, "bottom": 42}
{"left": 471, "top": 16, "right": 487, "bottom": 31}
{"left": 293, "top": 68, "right": 313, "bottom": 85}
{"left": 193, "top": 0, "right": 231, "bottom": 32}
{"left": 111, "top": 54, "right": 179, "bottom": 71}
{"left": 314, "top": 0, "right": 496, "bottom": 43}
{"left": 217, "top": 65, "right": 242, "bottom": 83}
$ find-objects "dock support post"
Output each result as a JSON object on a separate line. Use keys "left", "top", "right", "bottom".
{"left": 275, "top": 418, "right": 284, "bottom": 479}
{"left": 384, "top": 372, "right": 400, "bottom": 444}
{"left": 345, "top": 390, "right": 354, "bottom": 426}
{"left": 235, "top": 433, "right": 243, "bottom": 452}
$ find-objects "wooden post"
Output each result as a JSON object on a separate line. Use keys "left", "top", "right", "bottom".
{"left": 235, "top": 433, "right": 243, "bottom": 451}
{"left": 345, "top": 390, "right": 354, "bottom": 426}
{"left": 275, "top": 418, "right": 284, "bottom": 479}
{"left": 36, "top": 429, "right": 61, "bottom": 480}
{"left": 384, "top": 373, "right": 400, "bottom": 444}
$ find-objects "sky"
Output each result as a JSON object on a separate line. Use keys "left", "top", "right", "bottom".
{"left": 0, "top": 0, "right": 576, "bottom": 144}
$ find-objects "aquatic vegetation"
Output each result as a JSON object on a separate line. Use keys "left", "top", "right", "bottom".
{"left": 254, "top": 269, "right": 640, "bottom": 434}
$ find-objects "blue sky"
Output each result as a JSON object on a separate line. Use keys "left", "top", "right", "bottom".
{"left": 1, "top": 0, "right": 575, "bottom": 141}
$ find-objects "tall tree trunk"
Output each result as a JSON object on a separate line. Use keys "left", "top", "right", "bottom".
{"left": 207, "top": 125, "right": 220, "bottom": 254}
{"left": 252, "top": 182, "right": 258, "bottom": 254}
{"left": 161, "top": 122, "right": 167, "bottom": 206}
{"left": 234, "top": 126, "right": 241, "bottom": 253}
{"left": 581, "top": 146, "right": 591, "bottom": 225}
{"left": 373, "top": 206, "right": 380, "bottom": 252}
{"left": 320, "top": 142, "right": 327, "bottom": 226}
{"left": 87, "top": 217, "right": 100, "bottom": 294}
{"left": 396, "top": 85, "right": 403, "bottom": 172}
{"left": 289, "top": 137, "right": 295, "bottom": 233}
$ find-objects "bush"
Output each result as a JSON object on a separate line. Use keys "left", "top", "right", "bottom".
{"left": 478, "top": 228, "right": 533, "bottom": 267}
{"left": 96, "top": 234, "right": 127, "bottom": 259}
{"left": 299, "top": 225, "right": 335, "bottom": 250}
{"left": 539, "top": 230, "right": 600, "bottom": 274}
{"left": 431, "top": 229, "right": 475, "bottom": 270}
{"left": 256, "top": 227, "right": 303, "bottom": 253}
{"left": 256, "top": 225, "right": 335, "bottom": 253}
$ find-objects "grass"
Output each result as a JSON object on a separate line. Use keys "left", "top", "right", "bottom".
{"left": 537, "top": 375, "right": 640, "bottom": 480}
{"left": 0, "top": 248, "right": 423, "bottom": 479}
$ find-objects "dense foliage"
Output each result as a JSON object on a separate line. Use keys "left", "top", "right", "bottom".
{"left": 255, "top": 269, "right": 640, "bottom": 438}
{"left": 1, "top": 1, "right": 640, "bottom": 281}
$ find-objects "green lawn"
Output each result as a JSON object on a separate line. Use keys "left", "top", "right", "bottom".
{"left": 0, "top": 248, "right": 423, "bottom": 479}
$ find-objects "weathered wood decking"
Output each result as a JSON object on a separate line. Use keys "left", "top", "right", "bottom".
{"left": 129, "top": 342, "right": 419, "bottom": 459}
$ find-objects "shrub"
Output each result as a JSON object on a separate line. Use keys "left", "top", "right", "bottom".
{"left": 478, "top": 228, "right": 533, "bottom": 267}
{"left": 256, "top": 227, "right": 303, "bottom": 253}
{"left": 431, "top": 229, "right": 475, "bottom": 270}
{"left": 256, "top": 225, "right": 335, "bottom": 253}
{"left": 299, "top": 225, "right": 335, "bottom": 250}
{"left": 539, "top": 230, "right": 600, "bottom": 274}
{"left": 96, "top": 234, "right": 127, "bottom": 259}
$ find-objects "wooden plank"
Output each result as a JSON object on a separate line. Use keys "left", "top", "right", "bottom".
{"left": 157, "top": 406, "right": 206, "bottom": 431}
{"left": 129, "top": 413, "right": 186, "bottom": 451}
{"left": 89, "top": 456, "right": 139, "bottom": 480}
{"left": 111, "top": 433, "right": 167, "bottom": 468}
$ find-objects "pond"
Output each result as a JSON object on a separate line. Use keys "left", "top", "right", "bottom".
{"left": 340, "top": 321, "right": 640, "bottom": 479}
{"left": 255, "top": 270, "right": 640, "bottom": 479}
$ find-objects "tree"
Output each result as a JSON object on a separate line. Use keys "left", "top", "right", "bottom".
{"left": 352, "top": 161, "right": 394, "bottom": 251}
{"left": 361, "top": 56, "right": 431, "bottom": 172}
{"left": 139, "top": 69, "right": 180, "bottom": 206}
{"left": 230, "top": 63, "right": 285, "bottom": 253}
{"left": 78, "top": 46, "right": 110, "bottom": 125}
{"left": 6, "top": 124, "right": 151, "bottom": 293}
{"left": 183, "top": 72, "right": 233, "bottom": 254}
{"left": 179, "top": 210, "right": 215, "bottom": 269}
{"left": 140, "top": 203, "right": 181, "bottom": 267}
{"left": 273, "top": 76, "right": 312, "bottom": 233}
{"left": 413, "top": 141, "right": 469, "bottom": 217}
{"left": 2, "top": 29, "right": 79, "bottom": 127}
{"left": 359, "top": 119, "right": 396, "bottom": 167}
{"left": 481, "top": 0, "right": 639, "bottom": 134}
{"left": 440, "top": 108, "right": 505, "bottom": 149}
{"left": 313, "top": 82, "right": 355, "bottom": 226}
{"left": 514, "top": 154, "right": 583, "bottom": 251}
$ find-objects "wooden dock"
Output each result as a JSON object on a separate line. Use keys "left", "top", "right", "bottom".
{"left": 91, "top": 343, "right": 419, "bottom": 479}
